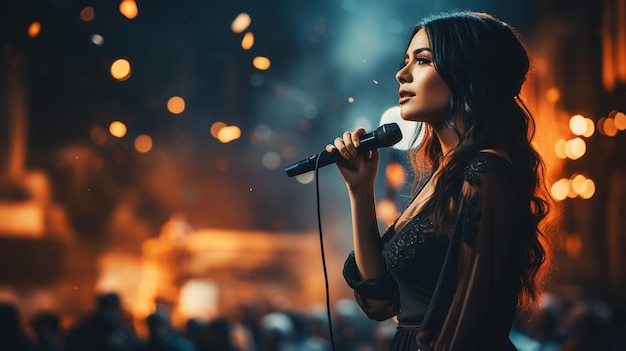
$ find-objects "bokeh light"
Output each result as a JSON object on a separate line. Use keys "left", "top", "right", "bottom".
{"left": 252, "top": 56, "right": 271, "bottom": 70}
{"left": 565, "top": 137, "right": 586, "bottom": 160}
{"left": 90, "top": 126, "right": 108, "bottom": 145}
{"left": 569, "top": 115, "right": 587, "bottom": 136}
{"left": 546, "top": 87, "right": 560, "bottom": 103}
{"left": 167, "top": 96, "right": 185, "bottom": 115}
{"left": 28, "top": 22, "right": 41, "bottom": 38}
{"left": 109, "top": 121, "right": 127, "bottom": 138}
{"left": 376, "top": 199, "right": 399, "bottom": 225}
{"left": 583, "top": 118, "right": 595, "bottom": 137}
{"left": 385, "top": 162, "right": 406, "bottom": 190}
{"left": 554, "top": 139, "right": 567, "bottom": 159}
{"left": 614, "top": 111, "right": 626, "bottom": 130}
{"left": 91, "top": 34, "right": 104, "bottom": 46}
{"left": 80, "top": 7, "right": 95, "bottom": 22}
{"left": 120, "top": 0, "right": 138, "bottom": 19}
{"left": 110, "top": 59, "right": 131, "bottom": 81}
{"left": 579, "top": 179, "right": 596, "bottom": 199}
{"left": 262, "top": 152, "right": 281, "bottom": 170}
{"left": 210, "top": 122, "right": 227, "bottom": 138}
{"left": 241, "top": 32, "right": 254, "bottom": 50}
{"left": 550, "top": 178, "right": 569, "bottom": 201}
{"left": 134, "top": 135, "right": 153, "bottom": 153}
{"left": 217, "top": 126, "right": 241, "bottom": 143}
{"left": 231, "top": 13, "right": 251, "bottom": 33}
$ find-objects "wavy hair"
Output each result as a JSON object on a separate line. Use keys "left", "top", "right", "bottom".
{"left": 406, "top": 11, "right": 553, "bottom": 310}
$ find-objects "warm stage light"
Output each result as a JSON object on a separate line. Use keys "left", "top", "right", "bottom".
{"left": 603, "top": 117, "right": 618, "bottom": 136}
{"left": 120, "top": 0, "right": 138, "bottom": 19}
{"left": 111, "top": 59, "right": 131, "bottom": 81}
{"left": 546, "top": 87, "right": 560, "bottom": 103}
{"left": 217, "top": 126, "right": 241, "bottom": 143}
{"left": 550, "top": 178, "right": 569, "bottom": 201}
{"left": 80, "top": 7, "right": 95, "bottom": 22}
{"left": 569, "top": 115, "right": 587, "bottom": 136}
{"left": 109, "top": 121, "right": 127, "bottom": 138}
{"left": 210, "top": 121, "right": 226, "bottom": 138}
{"left": 377, "top": 199, "right": 399, "bottom": 225}
{"left": 28, "top": 22, "right": 41, "bottom": 38}
{"left": 231, "top": 13, "right": 251, "bottom": 33}
{"left": 554, "top": 139, "right": 567, "bottom": 159}
{"left": 614, "top": 111, "right": 626, "bottom": 130}
{"left": 386, "top": 162, "right": 406, "bottom": 190}
{"left": 167, "top": 96, "right": 185, "bottom": 115}
{"left": 565, "top": 138, "right": 586, "bottom": 159}
{"left": 241, "top": 32, "right": 254, "bottom": 50}
{"left": 579, "top": 179, "right": 596, "bottom": 199}
{"left": 583, "top": 118, "right": 595, "bottom": 137}
{"left": 253, "top": 56, "right": 271, "bottom": 70}
{"left": 134, "top": 135, "right": 153, "bottom": 153}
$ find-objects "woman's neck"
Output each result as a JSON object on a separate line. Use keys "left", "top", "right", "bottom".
{"left": 433, "top": 125, "right": 459, "bottom": 156}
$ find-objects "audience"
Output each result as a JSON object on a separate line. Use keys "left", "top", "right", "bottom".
{"left": 0, "top": 291, "right": 625, "bottom": 351}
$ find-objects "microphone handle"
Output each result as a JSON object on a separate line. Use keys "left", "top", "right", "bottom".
{"left": 284, "top": 133, "right": 377, "bottom": 177}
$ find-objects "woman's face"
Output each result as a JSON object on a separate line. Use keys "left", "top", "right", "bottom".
{"left": 396, "top": 29, "right": 451, "bottom": 125}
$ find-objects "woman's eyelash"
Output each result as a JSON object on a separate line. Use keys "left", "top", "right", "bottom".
{"left": 399, "top": 56, "right": 431, "bottom": 69}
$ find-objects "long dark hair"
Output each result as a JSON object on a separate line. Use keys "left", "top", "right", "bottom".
{"left": 407, "top": 11, "right": 552, "bottom": 310}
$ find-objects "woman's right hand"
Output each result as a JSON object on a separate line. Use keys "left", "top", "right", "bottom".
{"left": 325, "top": 128, "right": 380, "bottom": 191}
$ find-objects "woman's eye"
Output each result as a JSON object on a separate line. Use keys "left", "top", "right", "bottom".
{"left": 416, "top": 57, "right": 431, "bottom": 65}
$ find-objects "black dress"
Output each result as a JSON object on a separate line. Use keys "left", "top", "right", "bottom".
{"left": 343, "top": 152, "right": 522, "bottom": 351}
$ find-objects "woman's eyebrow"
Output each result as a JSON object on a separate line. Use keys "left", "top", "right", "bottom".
{"left": 405, "top": 47, "right": 432, "bottom": 59}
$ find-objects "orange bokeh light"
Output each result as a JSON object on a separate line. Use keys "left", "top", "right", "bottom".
{"left": 111, "top": 59, "right": 131, "bottom": 81}
{"left": 253, "top": 56, "right": 271, "bottom": 70}
{"left": 134, "top": 135, "right": 153, "bottom": 153}
{"left": 109, "top": 121, "right": 127, "bottom": 138}
{"left": 80, "top": 7, "right": 95, "bottom": 22}
{"left": 28, "top": 22, "right": 41, "bottom": 38}
{"left": 241, "top": 32, "right": 254, "bottom": 50}
{"left": 120, "top": 0, "right": 138, "bottom": 19}
{"left": 167, "top": 96, "right": 185, "bottom": 115}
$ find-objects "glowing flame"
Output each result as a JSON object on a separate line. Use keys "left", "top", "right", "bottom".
{"left": 111, "top": 59, "right": 131, "bottom": 81}
{"left": 28, "top": 22, "right": 41, "bottom": 38}
{"left": 109, "top": 121, "right": 127, "bottom": 138}
{"left": 231, "top": 13, "right": 251, "bottom": 33}
{"left": 167, "top": 96, "right": 185, "bottom": 115}
{"left": 120, "top": 0, "right": 138, "bottom": 19}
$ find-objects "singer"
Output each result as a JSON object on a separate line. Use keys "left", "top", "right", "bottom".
{"left": 327, "top": 11, "right": 555, "bottom": 351}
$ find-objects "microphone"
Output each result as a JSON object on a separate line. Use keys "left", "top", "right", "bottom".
{"left": 285, "top": 123, "right": 402, "bottom": 177}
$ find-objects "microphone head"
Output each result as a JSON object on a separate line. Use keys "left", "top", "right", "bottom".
{"left": 376, "top": 123, "right": 403, "bottom": 147}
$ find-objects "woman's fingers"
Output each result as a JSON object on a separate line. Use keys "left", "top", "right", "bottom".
{"left": 328, "top": 128, "right": 369, "bottom": 160}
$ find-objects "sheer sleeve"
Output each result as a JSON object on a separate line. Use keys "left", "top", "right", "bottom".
{"left": 343, "top": 251, "right": 399, "bottom": 321}
{"left": 417, "top": 157, "right": 521, "bottom": 351}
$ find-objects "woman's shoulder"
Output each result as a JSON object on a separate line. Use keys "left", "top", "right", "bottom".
{"left": 462, "top": 149, "right": 517, "bottom": 186}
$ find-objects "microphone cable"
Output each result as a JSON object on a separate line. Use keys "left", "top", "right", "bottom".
{"left": 314, "top": 153, "right": 337, "bottom": 351}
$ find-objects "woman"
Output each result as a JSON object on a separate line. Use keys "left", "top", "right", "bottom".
{"left": 327, "top": 10, "right": 553, "bottom": 351}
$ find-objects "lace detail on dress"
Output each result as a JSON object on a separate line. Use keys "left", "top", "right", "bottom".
{"left": 464, "top": 152, "right": 516, "bottom": 185}
{"left": 383, "top": 217, "right": 449, "bottom": 278}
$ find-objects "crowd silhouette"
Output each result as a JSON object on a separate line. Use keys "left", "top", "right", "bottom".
{"left": 0, "top": 291, "right": 624, "bottom": 351}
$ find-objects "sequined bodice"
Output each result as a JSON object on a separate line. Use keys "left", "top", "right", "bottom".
{"left": 381, "top": 215, "right": 450, "bottom": 295}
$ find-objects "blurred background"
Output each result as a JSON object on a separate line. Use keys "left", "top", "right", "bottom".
{"left": 1, "top": 0, "right": 625, "bottom": 350}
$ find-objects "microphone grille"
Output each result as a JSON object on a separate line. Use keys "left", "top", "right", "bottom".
{"left": 377, "top": 123, "right": 403, "bottom": 147}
